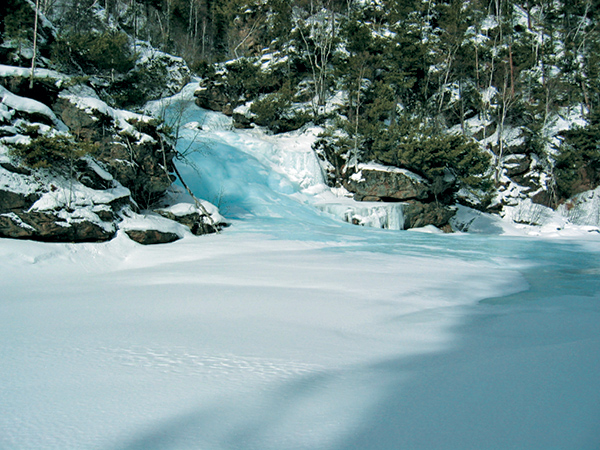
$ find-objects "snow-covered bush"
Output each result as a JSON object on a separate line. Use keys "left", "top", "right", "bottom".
{"left": 8, "top": 128, "right": 97, "bottom": 170}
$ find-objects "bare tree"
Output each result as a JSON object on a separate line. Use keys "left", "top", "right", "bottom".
{"left": 29, "top": 0, "right": 41, "bottom": 89}
{"left": 293, "top": 1, "right": 338, "bottom": 117}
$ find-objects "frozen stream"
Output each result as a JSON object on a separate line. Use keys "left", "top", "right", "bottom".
{"left": 1, "top": 92, "right": 599, "bottom": 449}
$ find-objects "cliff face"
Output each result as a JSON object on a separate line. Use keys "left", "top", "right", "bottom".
{"left": 0, "top": 0, "right": 224, "bottom": 244}
{"left": 0, "top": 72, "right": 226, "bottom": 243}
{"left": 0, "top": 71, "right": 164, "bottom": 242}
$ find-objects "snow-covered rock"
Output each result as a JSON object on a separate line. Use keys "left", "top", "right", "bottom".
{"left": 344, "top": 163, "right": 431, "bottom": 202}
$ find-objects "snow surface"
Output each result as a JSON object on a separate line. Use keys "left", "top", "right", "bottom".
{"left": 2, "top": 86, "right": 600, "bottom": 450}
{"left": 0, "top": 85, "right": 68, "bottom": 132}
{"left": 0, "top": 64, "right": 68, "bottom": 82}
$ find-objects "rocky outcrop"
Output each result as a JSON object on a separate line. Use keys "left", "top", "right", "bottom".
{"left": 342, "top": 163, "right": 456, "bottom": 230}
{"left": 502, "top": 154, "right": 531, "bottom": 177}
{"left": 344, "top": 164, "right": 432, "bottom": 202}
{"left": 0, "top": 64, "right": 227, "bottom": 244}
{"left": 0, "top": 183, "right": 117, "bottom": 242}
{"left": 101, "top": 42, "right": 191, "bottom": 109}
{"left": 0, "top": 210, "right": 114, "bottom": 242}
{"left": 0, "top": 189, "right": 40, "bottom": 212}
{"left": 402, "top": 202, "right": 456, "bottom": 230}
{"left": 54, "top": 96, "right": 177, "bottom": 209}
{"left": 156, "top": 204, "right": 225, "bottom": 235}
{"left": 194, "top": 82, "right": 238, "bottom": 116}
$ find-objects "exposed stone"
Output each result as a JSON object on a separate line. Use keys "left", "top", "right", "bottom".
{"left": 0, "top": 189, "right": 40, "bottom": 213}
{"left": 345, "top": 165, "right": 432, "bottom": 202}
{"left": 93, "top": 207, "right": 115, "bottom": 222}
{"left": 0, "top": 210, "right": 114, "bottom": 242}
{"left": 156, "top": 208, "right": 220, "bottom": 235}
{"left": 511, "top": 172, "right": 541, "bottom": 191}
{"left": 232, "top": 112, "right": 254, "bottom": 129}
{"left": 531, "top": 190, "right": 555, "bottom": 208}
{"left": 361, "top": 195, "right": 382, "bottom": 202}
{"left": 503, "top": 154, "right": 531, "bottom": 177}
{"left": 125, "top": 229, "right": 181, "bottom": 245}
{"left": 74, "top": 160, "right": 114, "bottom": 190}
{"left": 0, "top": 162, "right": 31, "bottom": 176}
{"left": 106, "top": 43, "right": 191, "bottom": 108}
{"left": 402, "top": 201, "right": 457, "bottom": 229}
{"left": 54, "top": 98, "right": 177, "bottom": 208}
{"left": 194, "top": 83, "right": 236, "bottom": 114}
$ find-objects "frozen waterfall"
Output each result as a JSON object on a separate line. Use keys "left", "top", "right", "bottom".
{"left": 157, "top": 91, "right": 408, "bottom": 229}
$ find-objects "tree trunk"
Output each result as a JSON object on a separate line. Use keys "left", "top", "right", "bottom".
{"left": 29, "top": 0, "right": 40, "bottom": 90}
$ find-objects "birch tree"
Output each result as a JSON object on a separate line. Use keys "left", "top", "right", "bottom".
{"left": 293, "top": 0, "right": 338, "bottom": 117}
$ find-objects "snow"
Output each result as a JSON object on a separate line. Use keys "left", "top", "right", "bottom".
{"left": 0, "top": 163, "right": 38, "bottom": 195}
{"left": 159, "top": 200, "right": 227, "bottom": 226}
{"left": 0, "top": 85, "right": 68, "bottom": 132}
{"left": 30, "top": 183, "right": 130, "bottom": 211}
{"left": 2, "top": 210, "right": 599, "bottom": 450}
{"left": 0, "top": 64, "right": 68, "bottom": 83}
{"left": 59, "top": 93, "right": 155, "bottom": 142}
{"left": 358, "top": 162, "right": 428, "bottom": 182}
{"left": 1, "top": 85, "right": 600, "bottom": 450}
{"left": 557, "top": 186, "right": 600, "bottom": 227}
{"left": 118, "top": 209, "right": 188, "bottom": 235}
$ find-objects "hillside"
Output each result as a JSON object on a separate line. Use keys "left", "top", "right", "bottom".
{"left": 0, "top": 0, "right": 225, "bottom": 243}
{"left": 191, "top": 0, "right": 600, "bottom": 228}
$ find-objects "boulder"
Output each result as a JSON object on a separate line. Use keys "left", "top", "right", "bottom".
{"left": 402, "top": 202, "right": 457, "bottom": 229}
{"left": 502, "top": 154, "right": 531, "bottom": 177}
{"left": 345, "top": 164, "right": 432, "bottom": 202}
{"left": 194, "top": 83, "right": 236, "bottom": 115}
{"left": 0, "top": 189, "right": 40, "bottom": 213}
{"left": 156, "top": 203, "right": 225, "bottom": 235}
{"left": 0, "top": 210, "right": 114, "bottom": 242}
{"left": 125, "top": 229, "right": 180, "bottom": 245}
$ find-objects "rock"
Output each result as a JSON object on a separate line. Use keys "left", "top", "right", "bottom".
{"left": 125, "top": 229, "right": 180, "bottom": 245}
{"left": 0, "top": 210, "right": 114, "bottom": 242}
{"left": 194, "top": 83, "right": 236, "bottom": 114}
{"left": 107, "top": 43, "right": 191, "bottom": 108}
{"left": 510, "top": 172, "right": 540, "bottom": 191}
{"left": 0, "top": 213, "right": 34, "bottom": 238}
{"left": 531, "top": 189, "right": 555, "bottom": 208}
{"left": 402, "top": 201, "right": 457, "bottom": 229}
{"left": 73, "top": 159, "right": 114, "bottom": 190}
{"left": 156, "top": 208, "right": 221, "bottom": 236}
{"left": 345, "top": 164, "right": 432, "bottom": 202}
{"left": 0, "top": 162, "right": 31, "bottom": 176}
{"left": 54, "top": 97, "right": 177, "bottom": 208}
{"left": 232, "top": 112, "right": 254, "bottom": 129}
{"left": 0, "top": 189, "right": 40, "bottom": 213}
{"left": 342, "top": 164, "right": 458, "bottom": 229}
{"left": 502, "top": 154, "right": 531, "bottom": 177}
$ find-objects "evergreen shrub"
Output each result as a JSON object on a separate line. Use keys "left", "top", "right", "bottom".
{"left": 53, "top": 31, "right": 136, "bottom": 74}
{"left": 555, "top": 119, "right": 600, "bottom": 198}
{"left": 371, "top": 120, "right": 492, "bottom": 194}
{"left": 9, "top": 129, "right": 98, "bottom": 170}
{"left": 250, "top": 82, "right": 311, "bottom": 133}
